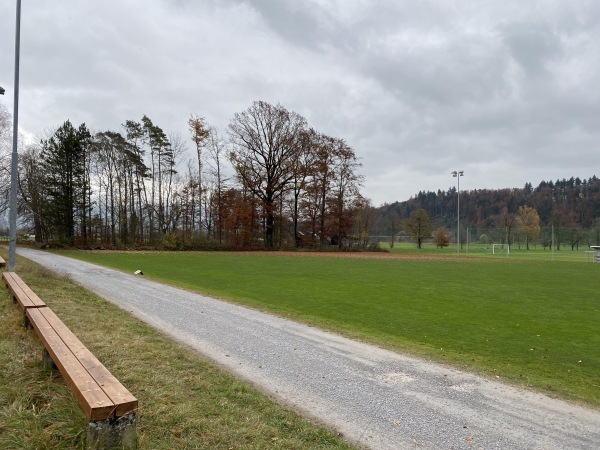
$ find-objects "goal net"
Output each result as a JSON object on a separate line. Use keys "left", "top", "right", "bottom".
{"left": 491, "top": 243, "right": 510, "bottom": 255}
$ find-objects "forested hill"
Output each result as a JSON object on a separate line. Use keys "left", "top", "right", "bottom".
{"left": 375, "top": 176, "right": 600, "bottom": 234}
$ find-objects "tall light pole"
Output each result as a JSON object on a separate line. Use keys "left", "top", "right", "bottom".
{"left": 451, "top": 170, "right": 464, "bottom": 256}
{"left": 9, "top": 0, "right": 22, "bottom": 271}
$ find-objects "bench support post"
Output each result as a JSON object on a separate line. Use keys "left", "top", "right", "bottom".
{"left": 42, "top": 348, "right": 57, "bottom": 370}
{"left": 86, "top": 413, "right": 137, "bottom": 450}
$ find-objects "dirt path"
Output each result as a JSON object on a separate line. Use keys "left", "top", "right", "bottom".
{"left": 17, "top": 248, "right": 600, "bottom": 449}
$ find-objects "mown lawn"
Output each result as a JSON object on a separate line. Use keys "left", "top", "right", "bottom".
{"left": 383, "top": 241, "right": 595, "bottom": 262}
{"left": 60, "top": 249, "right": 600, "bottom": 408}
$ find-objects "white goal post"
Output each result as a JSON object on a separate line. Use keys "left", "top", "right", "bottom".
{"left": 492, "top": 243, "right": 510, "bottom": 255}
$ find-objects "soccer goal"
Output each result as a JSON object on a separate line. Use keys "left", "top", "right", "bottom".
{"left": 491, "top": 243, "right": 510, "bottom": 255}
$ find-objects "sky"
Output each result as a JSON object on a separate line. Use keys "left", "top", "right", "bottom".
{"left": 1, "top": 0, "right": 599, "bottom": 206}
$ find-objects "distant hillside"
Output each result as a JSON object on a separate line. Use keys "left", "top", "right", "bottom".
{"left": 374, "top": 176, "right": 600, "bottom": 235}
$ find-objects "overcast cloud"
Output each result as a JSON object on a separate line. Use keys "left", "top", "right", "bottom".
{"left": 1, "top": 0, "right": 599, "bottom": 206}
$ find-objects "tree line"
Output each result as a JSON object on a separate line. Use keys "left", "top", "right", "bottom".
{"left": 3, "top": 101, "right": 370, "bottom": 250}
{"left": 377, "top": 178, "right": 600, "bottom": 250}
{"left": 377, "top": 177, "right": 600, "bottom": 234}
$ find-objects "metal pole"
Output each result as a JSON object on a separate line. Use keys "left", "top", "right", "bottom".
{"left": 551, "top": 225, "right": 555, "bottom": 261}
{"left": 9, "top": 0, "right": 22, "bottom": 272}
{"left": 457, "top": 174, "right": 460, "bottom": 256}
{"left": 452, "top": 171, "right": 464, "bottom": 256}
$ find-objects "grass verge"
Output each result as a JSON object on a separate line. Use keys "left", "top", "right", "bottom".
{"left": 0, "top": 254, "right": 353, "bottom": 450}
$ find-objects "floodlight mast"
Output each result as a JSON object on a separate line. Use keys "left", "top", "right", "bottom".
{"left": 452, "top": 170, "right": 464, "bottom": 256}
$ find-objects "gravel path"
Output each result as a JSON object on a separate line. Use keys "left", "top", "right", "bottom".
{"left": 17, "top": 247, "right": 600, "bottom": 449}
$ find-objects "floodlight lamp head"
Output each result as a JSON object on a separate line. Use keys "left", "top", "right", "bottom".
{"left": 0, "top": 86, "right": 5, "bottom": 95}
{"left": 459, "top": 170, "right": 464, "bottom": 176}
{"left": 451, "top": 171, "right": 457, "bottom": 177}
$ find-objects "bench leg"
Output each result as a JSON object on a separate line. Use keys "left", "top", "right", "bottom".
{"left": 43, "top": 348, "right": 57, "bottom": 370}
{"left": 24, "top": 312, "right": 32, "bottom": 329}
{"left": 86, "top": 413, "right": 137, "bottom": 450}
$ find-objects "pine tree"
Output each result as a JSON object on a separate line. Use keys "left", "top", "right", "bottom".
{"left": 40, "top": 120, "right": 91, "bottom": 245}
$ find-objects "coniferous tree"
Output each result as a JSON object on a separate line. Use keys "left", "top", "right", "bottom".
{"left": 141, "top": 116, "right": 174, "bottom": 238}
{"left": 122, "top": 120, "right": 149, "bottom": 242}
{"left": 40, "top": 120, "right": 91, "bottom": 245}
{"left": 188, "top": 115, "right": 210, "bottom": 234}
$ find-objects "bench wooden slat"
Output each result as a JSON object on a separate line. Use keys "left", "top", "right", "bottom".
{"left": 3, "top": 272, "right": 46, "bottom": 309}
{"left": 27, "top": 308, "right": 118, "bottom": 421}
{"left": 0, "top": 256, "right": 5, "bottom": 267}
{"left": 12, "top": 274, "right": 46, "bottom": 307}
{"left": 7, "top": 273, "right": 138, "bottom": 447}
{"left": 38, "top": 308, "right": 138, "bottom": 417}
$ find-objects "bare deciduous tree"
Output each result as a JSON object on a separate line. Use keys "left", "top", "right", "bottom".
{"left": 228, "top": 101, "right": 306, "bottom": 248}
{"left": 403, "top": 208, "right": 432, "bottom": 249}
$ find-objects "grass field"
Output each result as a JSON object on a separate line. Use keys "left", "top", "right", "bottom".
{"left": 58, "top": 248, "right": 600, "bottom": 409}
{"left": 382, "top": 241, "right": 597, "bottom": 262}
{"left": 0, "top": 254, "right": 352, "bottom": 449}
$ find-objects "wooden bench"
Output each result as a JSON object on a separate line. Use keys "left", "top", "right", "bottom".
{"left": 5, "top": 273, "right": 138, "bottom": 449}
{"left": 0, "top": 255, "right": 5, "bottom": 267}
{"left": 3, "top": 271, "right": 46, "bottom": 326}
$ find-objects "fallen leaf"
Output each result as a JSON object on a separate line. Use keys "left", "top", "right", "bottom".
{"left": 466, "top": 436, "right": 474, "bottom": 442}
{"left": 395, "top": 420, "right": 401, "bottom": 425}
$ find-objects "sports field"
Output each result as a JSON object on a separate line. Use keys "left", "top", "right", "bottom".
{"left": 61, "top": 249, "right": 600, "bottom": 408}
{"left": 383, "top": 241, "right": 598, "bottom": 262}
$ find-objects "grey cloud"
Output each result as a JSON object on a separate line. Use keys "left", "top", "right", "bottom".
{"left": 246, "top": 0, "right": 330, "bottom": 50}
{"left": 501, "top": 23, "right": 563, "bottom": 76}
{"left": 2, "top": 1, "right": 600, "bottom": 205}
